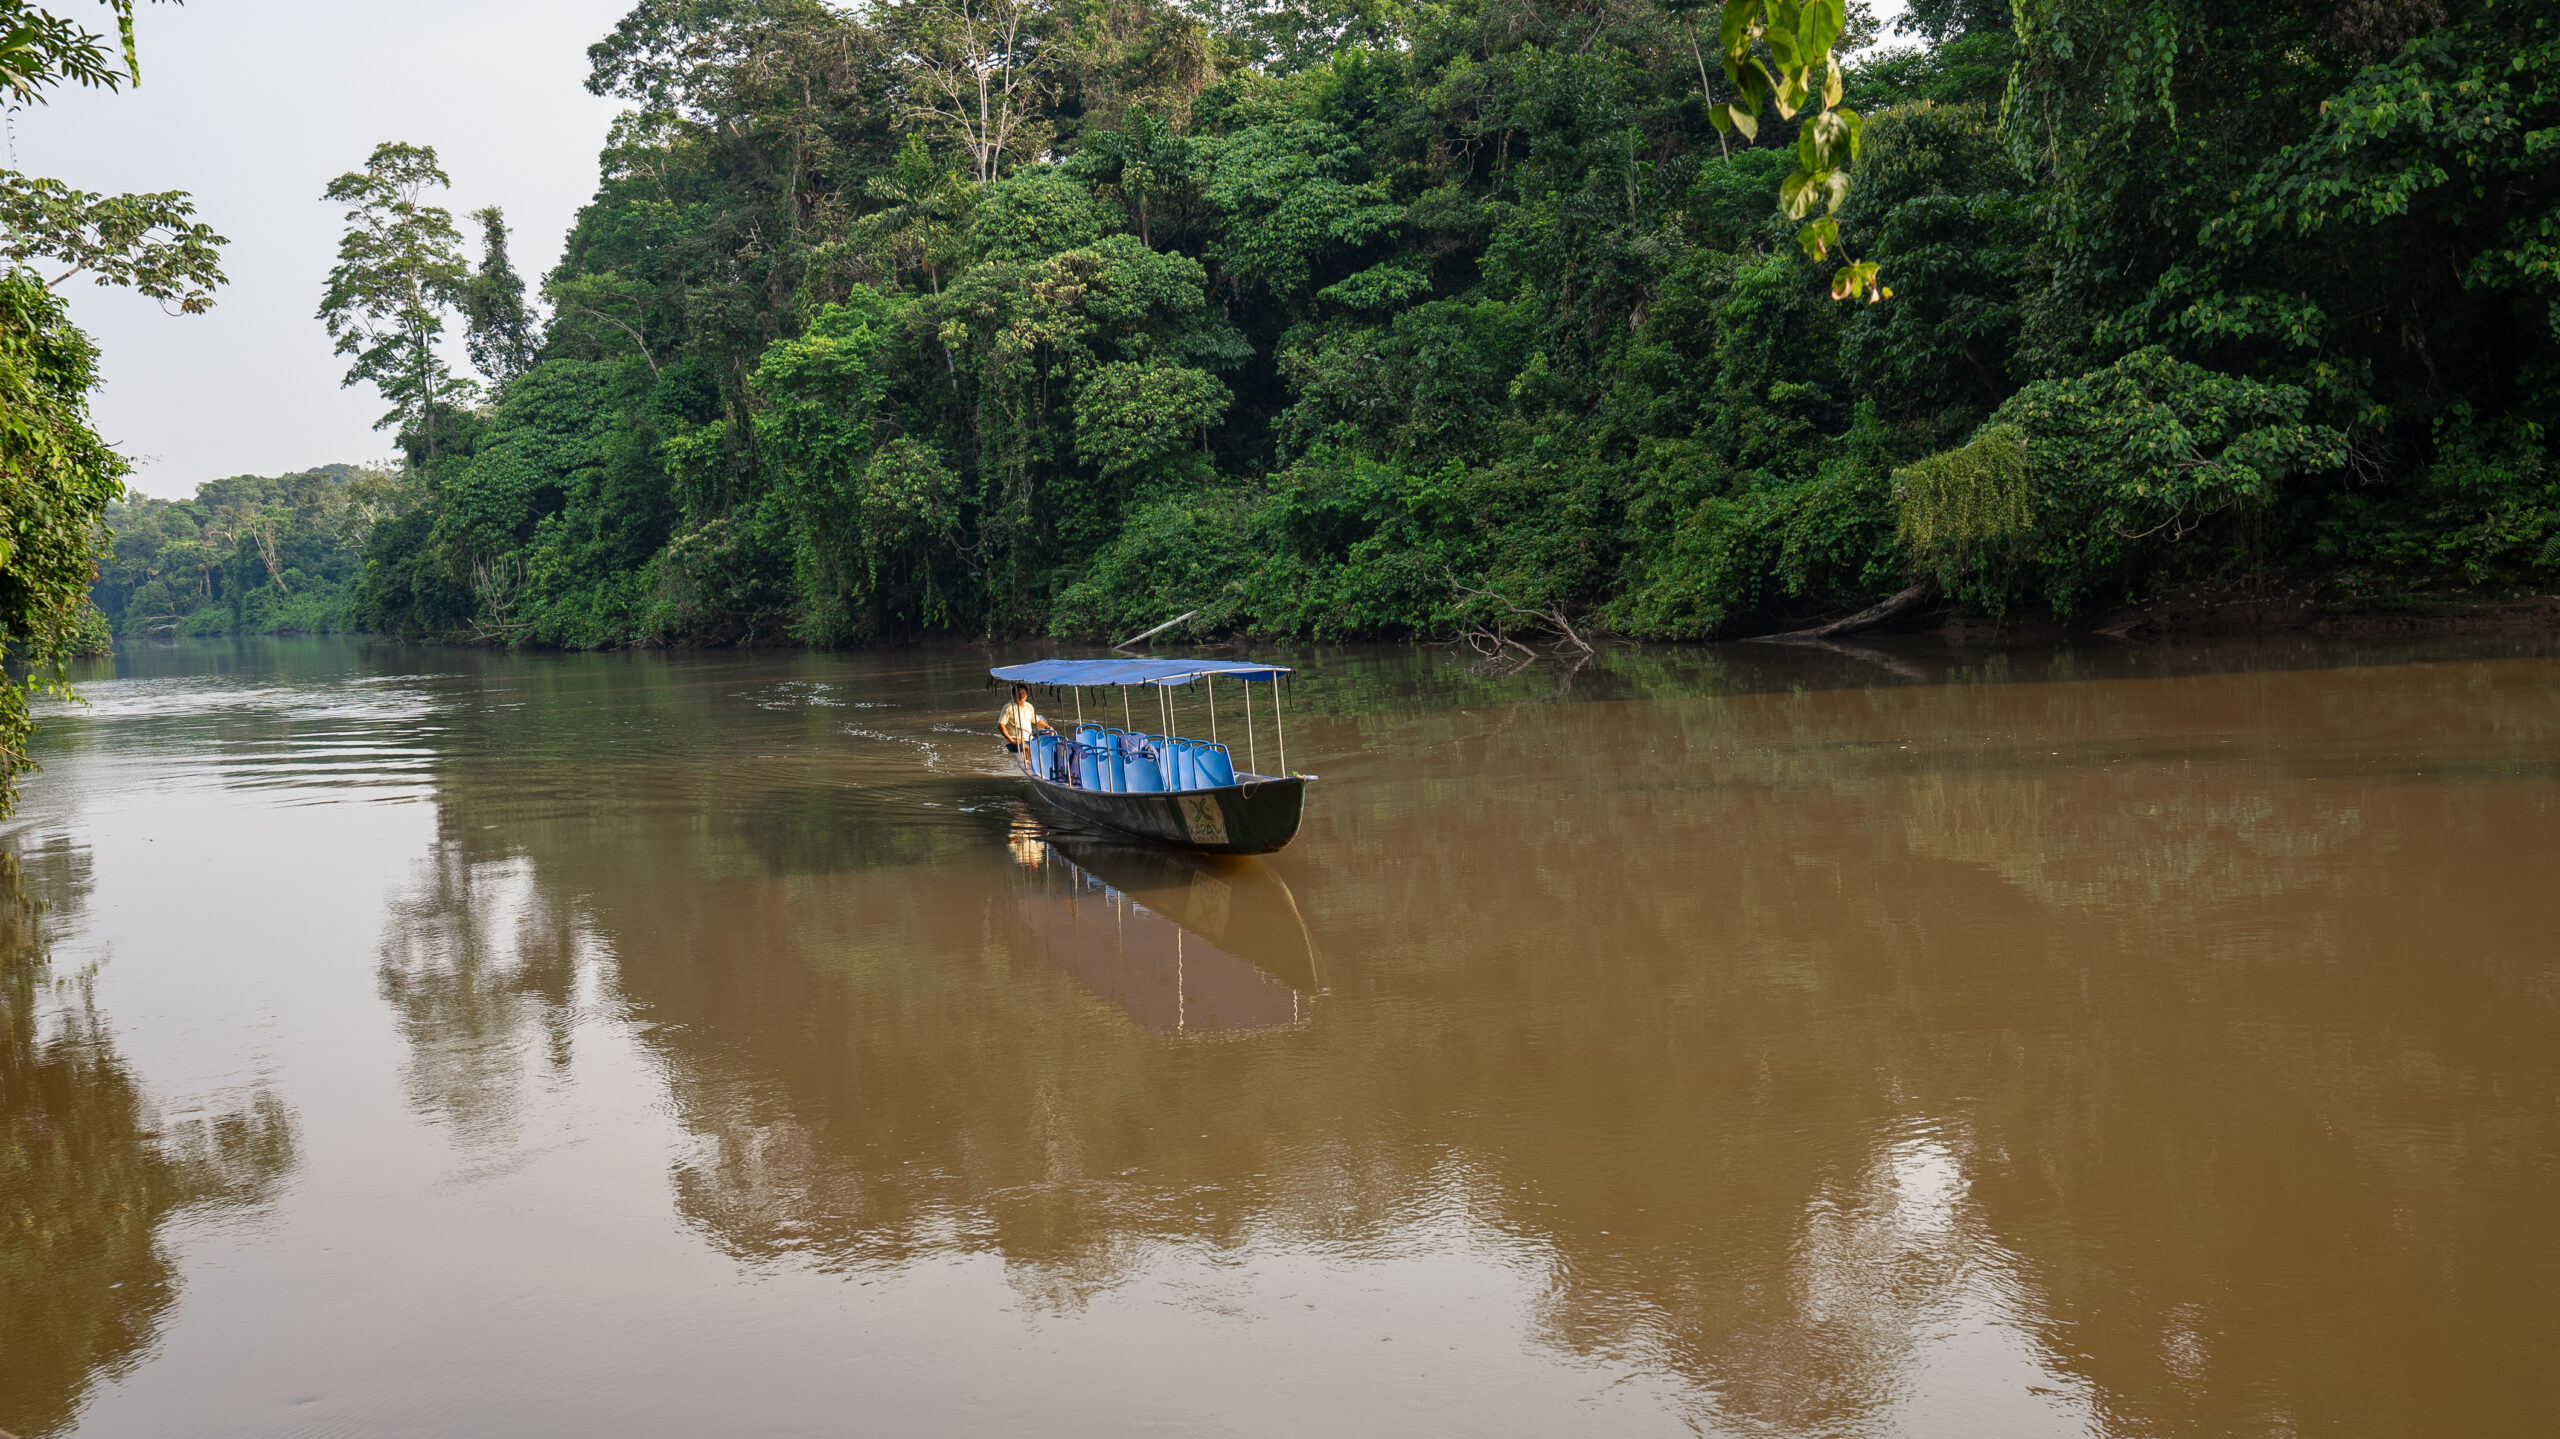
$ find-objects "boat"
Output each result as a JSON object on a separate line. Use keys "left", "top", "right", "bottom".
{"left": 989, "top": 657, "right": 1314, "bottom": 854}
{"left": 1010, "top": 827, "right": 1323, "bottom": 1034}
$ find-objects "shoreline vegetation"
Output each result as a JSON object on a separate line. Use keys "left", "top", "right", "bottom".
{"left": 88, "top": 465, "right": 392, "bottom": 641}
{"left": 66, "top": 0, "right": 2560, "bottom": 662}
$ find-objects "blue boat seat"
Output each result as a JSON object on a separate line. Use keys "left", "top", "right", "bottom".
{"left": 1101, "top": 729, "right": 1130, "bottom": 791}
{"left": 1141, "top": 732, "right": 1170, "bottom": 775}
{"left": 1195, "top": 743, "right": 1236, "bottom": 788}
{"left": 1121, "top": 733, "right": 1166, "bottom": 792}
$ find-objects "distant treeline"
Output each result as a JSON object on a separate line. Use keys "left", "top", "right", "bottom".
{"left": 324, "top": 0, "right": 2556, "bottom": 647}
{"left": 94, "top": 465, "right": 401, "bottom": 638}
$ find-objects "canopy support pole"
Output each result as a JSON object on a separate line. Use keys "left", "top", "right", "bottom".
{"left": 1123, "top": 687, "right": 1133, "bottom": 731}
{"left": 1075, "top": 689, "right": 1083, "bottom": 727}
{"left": 1207, "top": 676, "right": 1218, "bottom": 744}
{"left": 1275, "top": 676, "right": 1288, "bottom": 776}
{"left": 1244, "top": 680, "right": 1258, "bottom": 775}
{"left": 1159, "top": 683, "right": 1172, "bottom": 739}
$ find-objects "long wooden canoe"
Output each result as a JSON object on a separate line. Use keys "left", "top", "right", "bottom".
{"left": 1019, "top": 763, "right": 1310, "bottom": 854}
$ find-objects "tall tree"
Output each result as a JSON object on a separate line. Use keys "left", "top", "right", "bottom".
{"left": 889, "top": 0, "right": 1053, "bottom": 184}
{"left": 318, "top": 143, "right": 471, "bottom": 460}
{"left": 462, "top": 205, "right": 538, "bottom": 389}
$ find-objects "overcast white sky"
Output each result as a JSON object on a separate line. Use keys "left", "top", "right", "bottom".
{"left": 14, "top": 0, "right": 632, "bottom": 496}
{"left": 17, "top": 0, "right": 1911, "bottom": 499}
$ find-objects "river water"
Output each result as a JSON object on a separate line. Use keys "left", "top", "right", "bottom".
{"left": 4, "top": 636, "right": 2555, "bottom": 1437}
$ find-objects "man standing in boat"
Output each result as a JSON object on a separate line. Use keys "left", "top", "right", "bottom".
{"left": 998, "top": 682, "right": 1054, "bottom": 762}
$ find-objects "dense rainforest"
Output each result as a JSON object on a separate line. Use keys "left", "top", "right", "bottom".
{"left": 329, "top": 0, "right": 2560, "bottom": 650}
{"left": 90, "top": 465, "right": 396, "bottom": 638}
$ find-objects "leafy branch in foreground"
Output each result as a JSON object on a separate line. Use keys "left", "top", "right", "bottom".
{"left": 0, "top": 0, "right": 221, "bottom": 819}
{"left": 0, "top": 0, "right": 144, "bottom": 106}
{"left": 1708, "top": 0, "right": 1888, "bottom": 301}
{"left": 0, "top": 170, "right": 227, "bottom": 313}
{"left": 0, "top": 270, "right": 125, "bottom": 817}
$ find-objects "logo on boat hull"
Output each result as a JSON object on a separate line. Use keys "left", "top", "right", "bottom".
{"left": 1178, "top": 794, "right": 1229, "bottom": 846}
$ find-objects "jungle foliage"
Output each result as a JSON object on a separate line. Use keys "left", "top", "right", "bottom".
{"left": 335, "top": 0, "right": 2560, "bottom": 651}
{"left": 91, "top": 465, "right": 407, "bottom": 639}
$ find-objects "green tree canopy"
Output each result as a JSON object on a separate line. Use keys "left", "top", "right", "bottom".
{"left": 330, "top": 0, "right": 2560, "bottom": 655}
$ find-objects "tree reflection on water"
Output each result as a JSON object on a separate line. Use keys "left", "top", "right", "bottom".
{"left": 0, "top": 838, "right": 297, "bottom": 1439}
{"left": 361, "top": 642, "right": 2560, "bottom": 1435}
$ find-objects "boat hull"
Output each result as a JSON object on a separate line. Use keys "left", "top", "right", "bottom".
{"left": 1022, "top": 770, "right": 1311, "bottom": 854}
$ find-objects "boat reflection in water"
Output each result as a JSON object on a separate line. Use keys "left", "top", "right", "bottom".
{"left": 1009, "top": 824, "right": 1322, "bottom": 1035}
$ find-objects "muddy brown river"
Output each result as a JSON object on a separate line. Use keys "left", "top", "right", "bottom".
{"left": 4, "top": 636, "right": 2555, "bottom": 1437}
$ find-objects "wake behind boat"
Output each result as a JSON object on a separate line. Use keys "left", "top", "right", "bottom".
{"left": 990, "top": 657, "right": 1314, "bottom": 854}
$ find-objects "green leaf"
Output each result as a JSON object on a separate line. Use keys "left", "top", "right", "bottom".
{"left": 1798, "top": 110, "right": 1853, "bottom": 169}
{"left": 1801, "top": 0, "right": 1844, "bottom": 54}
{"left": 1767, "top": 21, "right": 1802, "bottom": 73}
{"left": 1720, "top": 0, "right": 1758, "bottom": 61}
{"left": 1779, "top": 169, "right": 1815, "bottom": 218}
{"left": 1830, "top": 259, "right": 1883, "bottom": 302}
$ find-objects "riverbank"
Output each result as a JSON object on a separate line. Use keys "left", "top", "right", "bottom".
{"left": 2069, "top": 589, "right": 2560, "bottom": 642}
{"left": 244, "top": 588, "right": 2560, "bottom": 654}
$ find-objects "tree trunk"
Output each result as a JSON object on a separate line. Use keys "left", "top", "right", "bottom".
{"left": 1747, "top": 581, "right": 1935, "bottom": 643}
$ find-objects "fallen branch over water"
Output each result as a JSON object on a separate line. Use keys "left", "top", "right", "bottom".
{"left": 1748, "top": 581, "right": 1936, "bottom": 643}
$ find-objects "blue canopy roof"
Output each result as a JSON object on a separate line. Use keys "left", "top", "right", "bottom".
{"left": 992, "top": 657, "right": 1291, "bottom": 687}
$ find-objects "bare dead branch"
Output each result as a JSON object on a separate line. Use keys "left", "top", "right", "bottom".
{"left": 1446, "top": 572, "right": 1596, "bottom": 655}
